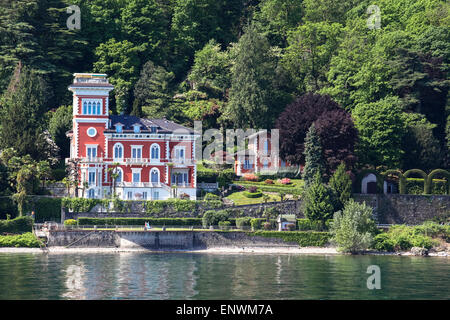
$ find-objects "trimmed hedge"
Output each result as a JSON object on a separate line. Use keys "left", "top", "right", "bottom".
{"left": 297, "top": 219, "right": 324, "bottom": 231}
{"left": 0, "top": 232, "right": 42, "bottom": 248}
{"left": 250, "top": 218, "right": 277, "bottom": 230}
{"left": 0, "top": 216, "right": 33, "bottom": 234}
{"left": 77, "top": 217, "right": 204, "bottom": 226}
{"left": 248, "top": 231, "right": 330, "bottom": 247}
{"left": 62, "top": 197, "right": 103, "bottom": 213}
{"left": 243, "top": 191, "right": 263, "bottom": 198}
{"left": 296, "top": 219, "right": 333, "bottom": 231}
{"left": 29, "top": 197, "right": 61, "bottom": 222}
{"left": 405, "top": 178, "right": 447, "bottom": 195}
{"left": 64, "top": 219, "right": 77, "bottom": 226}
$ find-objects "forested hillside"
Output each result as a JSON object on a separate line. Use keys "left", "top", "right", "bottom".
{"left": 0, "top": 0, "right": 448, "bottom": 172}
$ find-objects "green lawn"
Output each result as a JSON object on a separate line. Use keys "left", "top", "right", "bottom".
{"left": 225, "top": 191, "right": 281, "bottom": 205}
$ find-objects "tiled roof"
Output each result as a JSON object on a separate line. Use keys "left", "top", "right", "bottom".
{"left": 106, "top": 115, "right": 195, "bottom": 134}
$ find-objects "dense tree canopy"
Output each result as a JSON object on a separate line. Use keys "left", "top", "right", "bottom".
{"left": 0, "top": 0, "right": 447, "bottom": 174}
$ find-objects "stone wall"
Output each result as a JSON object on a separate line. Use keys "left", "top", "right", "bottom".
{"left": 47, "top": 230, "right": 299, "bottom": 249}
{"left": 354, "top": 194, "right": 450, "bottom": 224}
{"left": 62, "top": 194, "right": 449, "bottom": 225}
{"left": 47, "top": 230, "right": 120, "bottom": 247}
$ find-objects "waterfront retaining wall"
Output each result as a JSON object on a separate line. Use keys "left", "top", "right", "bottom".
{"left": 47, "top": 230, "right": 299, "bottom": 250}
{"left": 47, "top": 230, "right": 120, "bottom": 247}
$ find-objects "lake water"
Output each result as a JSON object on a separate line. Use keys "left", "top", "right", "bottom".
{"left": 0, "top": 253, "right": 448, "bottom": 300}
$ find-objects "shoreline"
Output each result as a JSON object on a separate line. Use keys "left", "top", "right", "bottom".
{"left": 0, "top": 246, "right": 448, "bottom": 257}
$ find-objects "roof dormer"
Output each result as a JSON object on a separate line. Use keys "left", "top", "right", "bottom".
{"left": 133, "top": 123, "right": 142, "bottom": 133}
{"left": 115, "top": 123, "right": 124, "bottom": 133}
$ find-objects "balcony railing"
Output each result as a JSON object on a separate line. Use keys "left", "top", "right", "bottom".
{"left": 80, "top": 157, "right": 103, "bottom": 163}
{"left": 116, "top": 182, "right": 163, "bottom": 188}
{"left": 168, "top": 158, "right": 194, "bottom": 166}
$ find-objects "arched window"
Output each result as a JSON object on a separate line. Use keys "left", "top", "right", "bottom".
{"left": 151, "top": 144, "right": 160, "bottom": 160}
{"left": 151, "top": 168, "right": 159, "bottom": 183}
{"left": 114, "top": 167, "right": 123, "bottom": 183}
{"left": 88, "top": 102, "right": 92, "bottom": 115}
{"left": 114, "top": 143, "right": 123, "bottom": 160}
{"left": 97, "top": 102, "right": 101, "bottom": 115}
{"left": 83, "top": 102, "right": 87, "bottom": 114}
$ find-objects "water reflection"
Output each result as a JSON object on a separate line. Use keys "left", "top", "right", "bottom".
{"left": 0, "top": 253, "right": 448, "bottom": 300}
{"left": 63, "top": 264, "right": 86, "bottom": 299}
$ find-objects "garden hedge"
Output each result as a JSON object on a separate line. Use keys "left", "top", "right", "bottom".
{"left": 77, "top": 217, "right": 204, "bottom": 226}
{"left": 0, "top": 216, "right": 33, "bottom": 234}
{"left": 248, "top": 231, "right": 330, "bottom": 247}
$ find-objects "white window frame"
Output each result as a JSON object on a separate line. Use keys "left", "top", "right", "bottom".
{"left": 150, "top": 143, "right": 160, "bottom": 161}
{"left": 131, "top": 168, "right": 142, "bottom": 183}
{"left": 86, "top": 145, "right": 98, "bottom": 159}
{"left": 150, "top": 168, "right": 160, "bottom": 183}
{"left": 88, "top": 170, "right": 96, "bottom": 186}
{"left": 131, "top": 145, "right": 143, "bottom": 159}
{"left": 113, "top": 143, "right": 124, "bottom": 160}
{"left": 174, "top": 146, "right": 186, "bottom": 160}
{"left": 115, "top": 124, "right": 123, "bottom": 133}
{"left": 82, "top": 99, "right": 102, "bottom": 115}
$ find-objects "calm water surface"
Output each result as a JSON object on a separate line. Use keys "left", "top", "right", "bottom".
{"left": 0, "top": 253, "right": 448, "bottom": 299}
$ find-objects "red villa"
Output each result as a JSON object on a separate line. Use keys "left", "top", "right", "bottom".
{"left": 66, "top": 73, "right": 198, "bottom": 200}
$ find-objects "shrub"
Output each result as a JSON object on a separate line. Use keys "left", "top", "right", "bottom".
{"left": 263, "top": 222, "right": 272, "bottom": 230}
{"left": 0, "top": 232, "right": 42, "bottom": 248}
{"left": 204, "top": 193, "right": 220, "bottom": 201}
{"left": 218, "top": 221, "right": 231, "bottom": 230}
{"left": 236, "top": 217, "right": 252, "bottom": 229}
{"left": 243, "top": 173, "right": 258, "bottom": 181}
{"left": 202, "top": 210, "right": 230, "bottom": 227}
{"left": 250, "top": 231, "right": 330, "bottom": 247}
{"left": 248, "top": 186, "right": 258, "bottom": 193}
{"left": 243, "top": 191, "right": 263, "bottom": 198}
{"left": 372, "top": 224, "right": 437, "bottom": 251}
{"left": 0, "top": 216, "right": 33, "bottom": 234}
{"left": 280, "top": 178, "right": 291, "bottom": 185}
{"left": 217, "top": 169, "right": 236, "bottom": 187}
{"left": 63, "top": 219, "right": 77, "bottom": 226}
{"left": 264, "top": 179, "right": 274, "bottom": 184}
{"left": 330, "top": 200, "right": 377, "bottom": 253}
{"left": 250, "top": 218, "right": 264, "bottom": 231}
{"left": 297, "top": 219, "right": 325, "bottom": 231}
